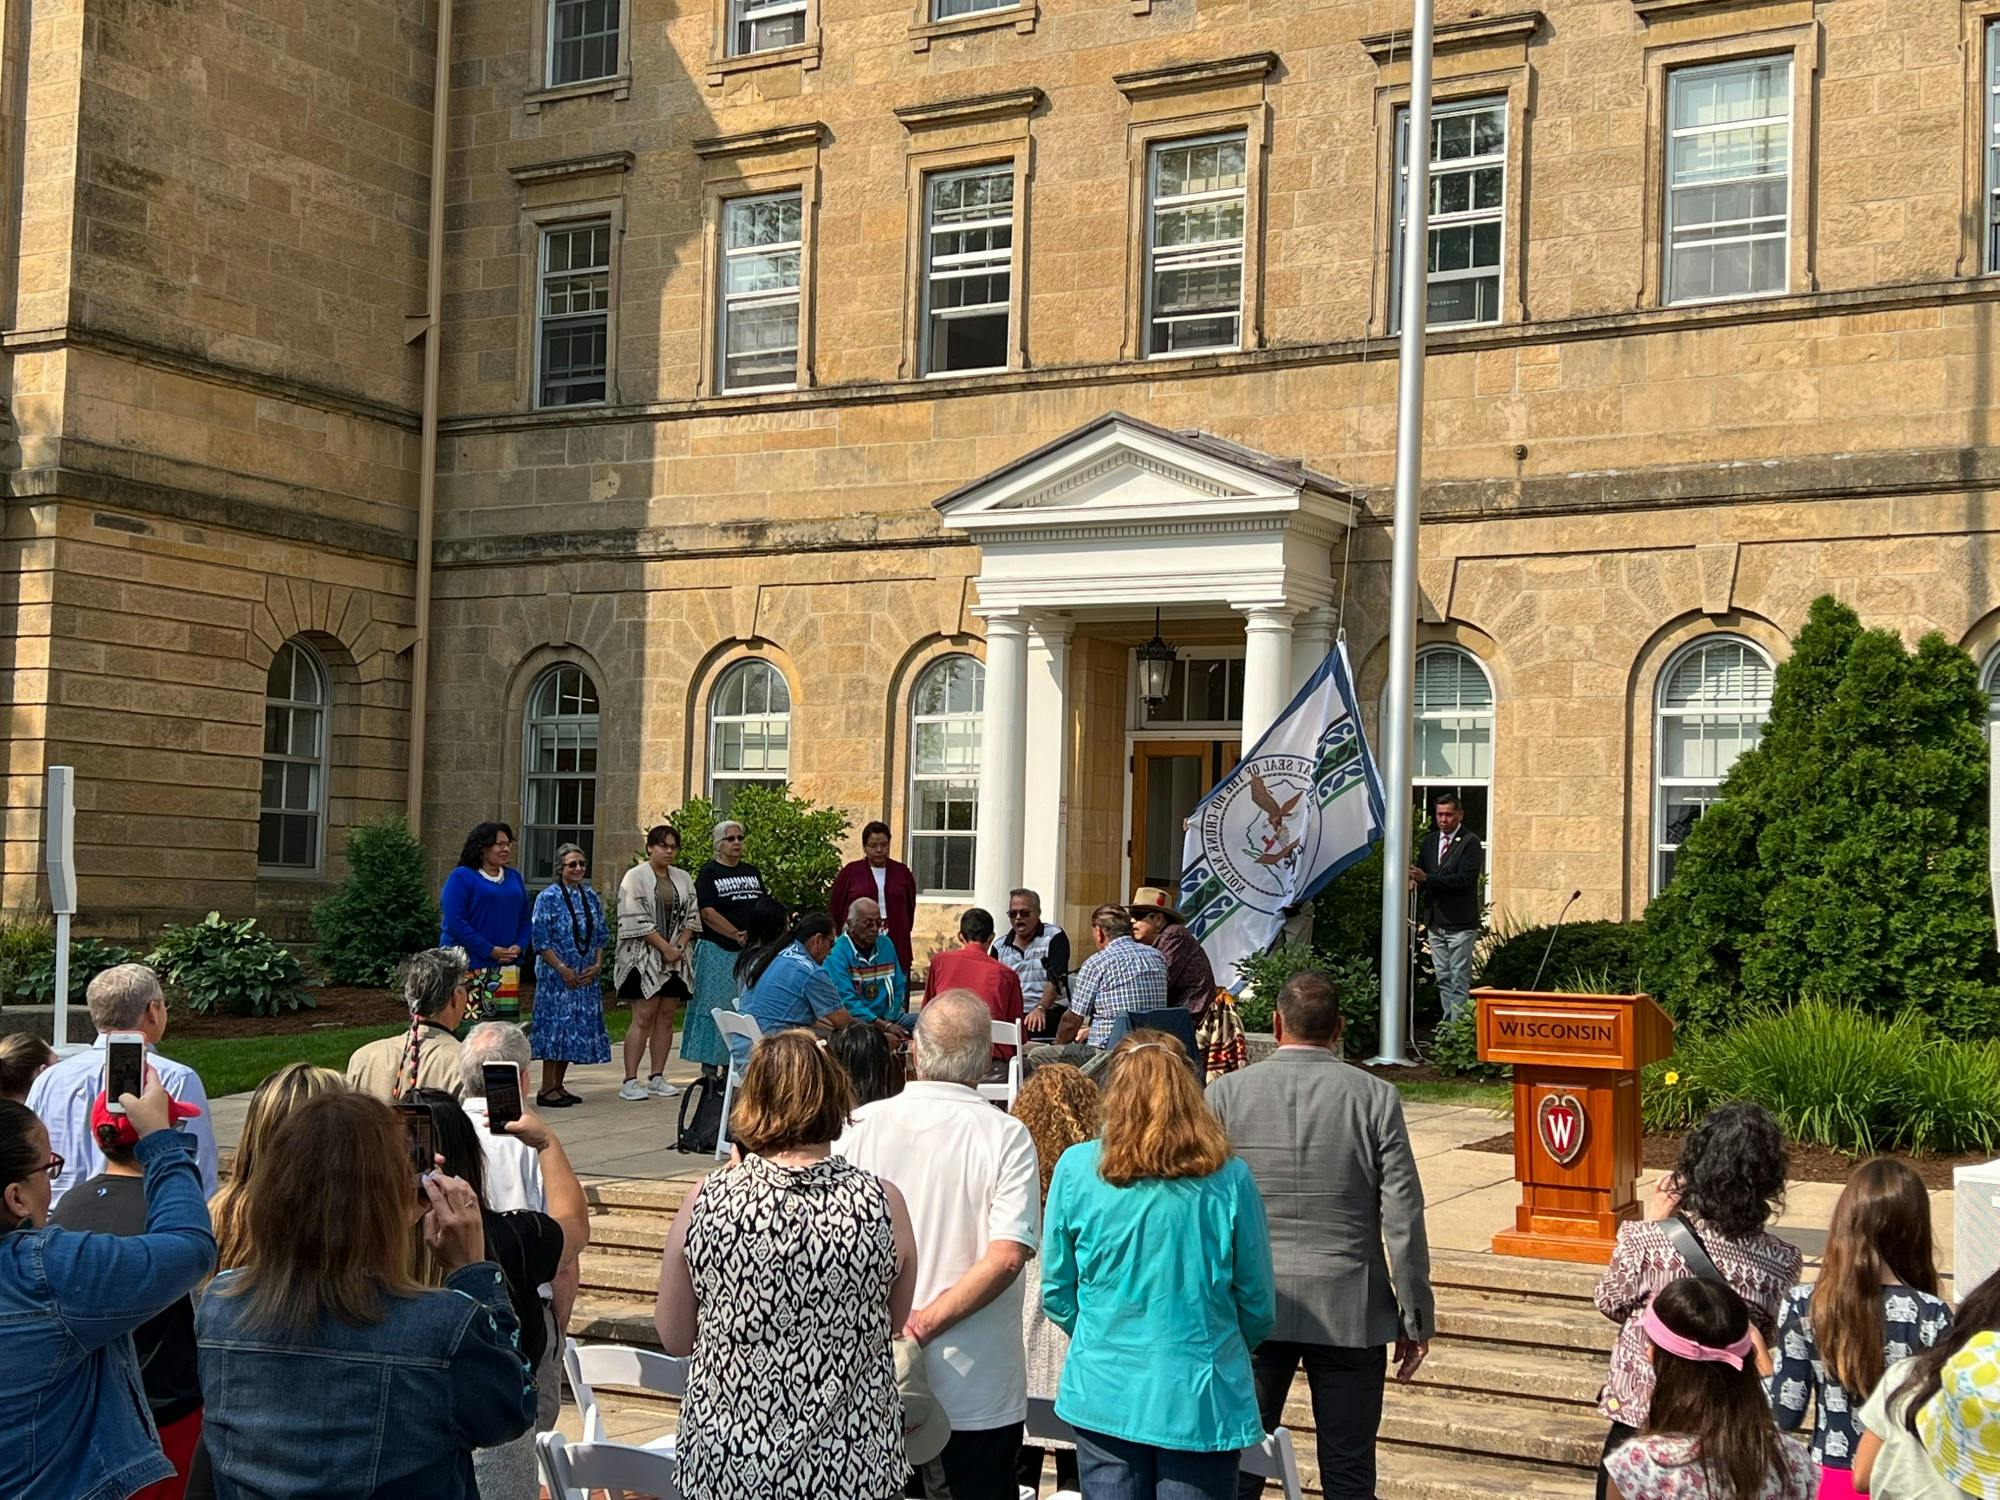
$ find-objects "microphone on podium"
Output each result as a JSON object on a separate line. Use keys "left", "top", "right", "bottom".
{"left": 1530, "top": 889, "right": 1586, "bottom": 993}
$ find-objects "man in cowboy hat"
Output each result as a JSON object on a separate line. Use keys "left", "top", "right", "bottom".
{"left": 1129, "top": 886, "right": 1217, "bottom": 1017}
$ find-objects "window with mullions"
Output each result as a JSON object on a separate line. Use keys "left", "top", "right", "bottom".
{"left": 1409, "top": 645, "right": 1493, "bottom": 847}
{"left": 923, "top": 166, "right": 1014, "bottom": 376}
{"left": 1394, "top": 99, "right": 1506, "bottom": 329}
{"left": 719, "top": 193, "right": 802, "bottom": 392}
{"left": 1665, "top": 57, "right": 1791, "bottom": 305}
{"left": 1145, "top": 134, "right": 1247, "bottom": 356}
{"left": 730, "top": 0, "right": 804, "bottom": 55}
{"left": 1981, "top": 648, "right": 2000, "bottom": 737}
{"left": 537, "top": 222, "right": 611, "bottom": 408}
{"left": 932, "top": 0, "right": 1015, "bottom": 16}
{"left": 709, "top": 660, "right": 791, "bottom": 813}
{"left": 1987, "top": 22, "right": 2000, "bottom": 273}
{"left": 260, "top": 640, "right": 328, "bottom": 871}
{"left": 909, "top": 655, "right": 984, "bottom": 895}
{"left": 522, "top": 665, "right": 600, "bottom": 883}
{"left": 549, "top": 0, "right": 620, "bottom": 86}
{"left": 1653, "top": 636, "right": 1773, "bottom": 892}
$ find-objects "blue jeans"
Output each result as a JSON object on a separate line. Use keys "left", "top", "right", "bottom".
{"left": 1428, "top": 926, "right": 1476, "bottom": 1021}
{"left": 1075, "top": 1428, "right": 1239, "bottom": 1500}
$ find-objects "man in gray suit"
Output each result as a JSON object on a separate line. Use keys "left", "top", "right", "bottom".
{"left": 1208, "top": 971, "right": 1435, "bottom": 1500}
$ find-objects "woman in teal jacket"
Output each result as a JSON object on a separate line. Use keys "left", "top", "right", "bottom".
{"left": 1041, "top": 1029, "right": 1275, "bottom": 1499}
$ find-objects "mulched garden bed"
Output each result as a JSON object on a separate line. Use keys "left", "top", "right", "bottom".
{"left": 167, "top": 980, "right": 559, "bottom": 1038}
{"left": 1467, "top": 1128, "right": 1986, "bottom": 1190}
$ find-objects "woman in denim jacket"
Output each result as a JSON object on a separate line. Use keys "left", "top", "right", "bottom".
{"left": 0, "top": 1080, "right": 218, "bottom": 1500}
{"left": 196, "top": 1090, "right": 535, "bottom": 1499}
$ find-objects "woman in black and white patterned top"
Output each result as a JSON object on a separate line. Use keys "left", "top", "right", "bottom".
{"left": 655, "top": 1030, "right": 918, "bottom": 1500}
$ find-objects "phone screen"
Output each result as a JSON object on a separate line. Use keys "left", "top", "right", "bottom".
{"left": 104, "top": 1037, "right": 145, "bottom": 1114}
{"left": 482, "top": 1063, "right": 523, "bottom": 1135}
{"left": 396, "top": 1104, "right": 435, "bottom": 1198}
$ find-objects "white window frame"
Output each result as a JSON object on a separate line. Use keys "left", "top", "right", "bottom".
{"left": 1981, "top": 647, "right": 2000, "bottom": 736}
{"left": 708, "top": 659, "right": 792, "bottom": 812}
{"left": 717, "top": 191, "right": 804, "bottom": 394}
{"left": 547, "top": 0, "right": 622, "bottom": 87}
{"left": 1987, "top": 21, "right": 2000, "bottom": 274}
{"left": 259, "top": 639, "right": 329, "bottom": 875}
{"left": 1652, "top": 635, "right": 1774, "bottom": 893}
{"left": 908, "top": 654, "right": 985, "bottom": 897}
{"left": 921, "top": 164, "right": 1016, "bottom": 377}
{"left": 521, "top": 664, "right": 601, "bottom": 885}
{"left": 535, "top": 220, "right": 612, "bottom": 410}
{"left": 931, "top": 0, "right": 1016, "bottom": 16}
{"left": 1664, "top": 56, "right": 1793, "bottom": 306}
{"left": 1144, "top": 132, "right": 1248, "bottom": 358}
{"left": 729, "top": 0, "right": 806, "bottom": 56}
{"left": 1393, "top": 97, "right": 1507, "bottom": 331}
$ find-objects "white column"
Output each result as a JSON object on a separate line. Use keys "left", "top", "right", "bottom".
{"left": 1239, "top": 605, "right": 1297, "bottom": 749}
{"left": 1021, "top": 617, "right": 1073, "bottom": 924}
{"left": 1291, "top": 606, "right": 1337, "bottom": 696}
{"left": 974, "top": 611, "right": 1031, "bottom": 921}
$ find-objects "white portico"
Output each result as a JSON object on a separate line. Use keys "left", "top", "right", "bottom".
{"left": 934, "top": 413, "right": 1360, "bottom": 923}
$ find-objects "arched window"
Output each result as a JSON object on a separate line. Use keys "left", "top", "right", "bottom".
{"left": 260, "top": 639, "right": 329, "bottom": 871}
{"left": 1982, "top": 649, "right": 2000, "bottom": 735}
{"left": 909, "top": 654, "right": 984, "bottom": 896}
{"left": 1410, "top": 645, "right": 1494, "bottom": 845}
{"left": 708, "top": 659, "right": 791, "bottom": 814}
{"left": 1653, "top": 635, "right": 1774, "bottom": 892}
{"left": 522, "top": 664, "right": 600, "bottom": 883}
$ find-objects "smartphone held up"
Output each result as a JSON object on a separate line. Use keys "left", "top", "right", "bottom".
{"left": 103, "top": 1033, "right": 146, "bottom": 1115}
{"left": 482, "top": 1061, "right": 523, "bottom": 1134}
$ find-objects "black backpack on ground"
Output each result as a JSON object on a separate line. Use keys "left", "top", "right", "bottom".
{"left": 675, "top": 1074, "right": 726, "bottom": 1155}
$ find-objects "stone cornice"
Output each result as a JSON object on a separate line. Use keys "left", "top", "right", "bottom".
{"left": 1113, "top": 52, "right": 1280, "bottom": 101}
{"left": 893, "top": 87, "right": 1045, "bottom": 131}
{"left": 1360, "top": 11, "right": 1544, "bottom": 65}
{"left": 691, "top": 122, "right": 827, "bottom": 160}
{"left": 1629, "top": 0, "right": 1781, "bottom": 19}
{"left": 506, "top": 150, "right": 635, "bottom": 186}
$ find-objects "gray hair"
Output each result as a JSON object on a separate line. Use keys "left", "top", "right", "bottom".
{"left": 1008, "top": 888, "right": 1041, "bottom": 910}
{"left": 553, "top": 842, "right": 586, "bottom": 870}
{"left": 845, "top": 896, "right": 881, "bottom": 935}
{"left": 459, "top": 1021, "right": 532, "bottom": 1098}
{"left": 712, "top": 820, "right": 745, "bottom": 853}
{"left": 913, "top": 990, "right": 993, "bottom": 1087}
{"left": 400, "top": 946, "right": 470, "bottom": 1018}
{"left": 88, "top": 963, "right": 163, "bottom": 1033}
{"left": 1091, "top": 904, "right": 1134, "bottom": 942}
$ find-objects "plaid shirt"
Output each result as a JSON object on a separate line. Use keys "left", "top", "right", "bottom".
{"left": 1068, "top": 936, "right": 1170, "bottom": 1047}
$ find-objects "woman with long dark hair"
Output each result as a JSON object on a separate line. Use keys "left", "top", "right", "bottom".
{"left": 683, "top": 820, "right": 766, "bottom": 1075}
{"left": 1605, "top": 1277, "right": 1811, "bottom": 1500}
{"left": 733, "top": 895, "right": 794, "bottom": 994}
{"left": 614, "top": 823, "right": 700, "bottom": 1103}
{"left": 1770, "top": 1157, "right": 1948, "bottom": 1498}
{"left": 528, "top": 842, "right": 610, "bottom": 1108}
{"left": 440, "top": 821, "right": 534, "bottom": 1022}
{"left": 735, "top": 910, "right": 853, "bottom": 1059}
{"left": 826, "top": 1023, "right": 902, "bottom": 1107}
{"left": 1852, "top": 1267, "right": 2000, "bottom": 1498}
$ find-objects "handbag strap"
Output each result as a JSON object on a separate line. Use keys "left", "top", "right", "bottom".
{"left": 1662, "top": 1213, "right": 1725, "bottom": 1285}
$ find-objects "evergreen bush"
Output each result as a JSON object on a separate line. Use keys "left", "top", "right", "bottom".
{"left": 312, "top": 816, "right": 441, "bottom": 986}
{"left": 1477, "top": 919, "right": 1647, "bottom": 994}
{"left": 1643, "top": 597, "right": 2000, "bottom": 1037}
{"left": 1232, "top": 945, "right": 1380, "bottom": 1053}
{"left": 670, "top": 786, "right": 849, "bottom": 916}
{"left": 148, "top": 913, "right": 310, "bottom": 1017}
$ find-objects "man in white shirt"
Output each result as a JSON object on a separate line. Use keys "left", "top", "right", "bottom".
{"left": 29, "top": 963, "right": 218, "bottom": 1207}
{"left": 457, "top": 1021, "right": 544, "bottom": 1211}
{"left": 834, "top": 990, "right": 1040, "bottom": 1499}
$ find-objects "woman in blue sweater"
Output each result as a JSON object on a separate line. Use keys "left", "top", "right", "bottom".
{"left": 440, "top": 822, "right": 534, "bottom": 1022}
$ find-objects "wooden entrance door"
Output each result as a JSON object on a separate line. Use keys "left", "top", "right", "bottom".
{"left": 1130, "top": 740, "right": 1240, "bottom": 895}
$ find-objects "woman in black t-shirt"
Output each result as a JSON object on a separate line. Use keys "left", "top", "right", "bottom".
{"left": 681, "top": 819, "right": 767, "bottom": 1075}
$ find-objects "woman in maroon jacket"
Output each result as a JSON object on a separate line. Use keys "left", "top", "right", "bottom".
{"left": 827, "top": 821, "right": 920, "bottom": 975}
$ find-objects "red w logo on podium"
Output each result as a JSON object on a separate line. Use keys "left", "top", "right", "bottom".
{"left": 1536, "top": 1092, "right": 1587, "bottom": 1168}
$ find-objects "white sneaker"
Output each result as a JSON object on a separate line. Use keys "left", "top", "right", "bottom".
{"left": 618, "top": 1078, "right": 649, "bottom": 1102}
{"left": 646, "top": 1074, "right": 680, "bottom": 1098}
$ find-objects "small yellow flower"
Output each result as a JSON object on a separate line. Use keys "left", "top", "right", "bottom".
{"left": 1664, "top": 1070, "right": 1681, "bottom": 1086}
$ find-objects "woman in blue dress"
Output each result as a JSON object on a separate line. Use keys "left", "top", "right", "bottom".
{"left": 529, "top": 843, "right": 610, "bottom": 1107}
{"left": 439, "top": 821, "right": 534, "bottom": 1022}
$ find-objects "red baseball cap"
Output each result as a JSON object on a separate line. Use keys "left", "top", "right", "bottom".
{"left": 90, "top": 1090, "right": 202, "bottom": 1152}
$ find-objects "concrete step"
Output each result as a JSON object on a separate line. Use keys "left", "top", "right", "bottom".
{"left": 1406, "top": 1341, "right": 1605, "bottom": 1407}
{"left": 578, "top": 1255, "right": 661, "bottom": 1297}
{"left": 1431, "top": 1289, "right": 1615, "bottom": 1355}
{"left": 1372, "top": 1384, "right": 1604, "bottom": 1469}
{"left": 1428, "top": 1249, "right": 1601, "bottom": 1304}
{"left": 583, "top": 1176, "right": 699, "bottom": 1214}
{"left": 586, "top": 1209, "right": 670, "bottom": 1255}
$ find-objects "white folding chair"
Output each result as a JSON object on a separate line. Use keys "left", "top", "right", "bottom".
{"left": 1028, "top": 1399, "right": 1301, "bottom": 1500}
{"left": 710, "top": 1009, "right": 763, "bottom": 1162}
{"left": 561, "top": 1337, "right": 685, "bottom": 1450}
{"left": 538, "top": 1429, "right": 682, "bottom": 1500}
{"left": 978, "top": 1019, "right": 1024, "bottom": 1108}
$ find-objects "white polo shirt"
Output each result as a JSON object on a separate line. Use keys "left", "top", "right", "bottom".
{"left": 461, "top": 1095, "right": 544, "bottom": 1213}
{"left": 834, "top": 1080, "right": 1040, "bottom": 1431}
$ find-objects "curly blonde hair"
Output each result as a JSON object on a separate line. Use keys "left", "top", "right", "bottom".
{"left": 1011, "top": 1063, "right": 1101, "bottom": 1200}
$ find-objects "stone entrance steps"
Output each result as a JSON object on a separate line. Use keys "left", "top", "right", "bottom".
{"left": 572, "top": 1180, "right": 1607, "bottom": 1500}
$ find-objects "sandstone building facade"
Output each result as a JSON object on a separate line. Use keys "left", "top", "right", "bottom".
{"left": 4, "top": 0, "right": 2000, "bottom": 961}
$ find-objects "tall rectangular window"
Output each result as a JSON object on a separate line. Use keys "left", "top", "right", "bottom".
{"left": 1665, "top": 57, "right": 1791, "bottom": 305}
{"left": 1394, "top": 98, "right": 1506, "bottom": 329}
{"left": 1988, "top": 22, "right": 2000, "bottom": 273}
{"left": 549, "top": 0, "right": 620, "bottom": 86}
{"left": 932, "top": 0, "right": 1015, "bottom": 16}
{"left": 730, "top": 0, "right": 805, "bottom": 55}
{"left": 923, "top": 166, "right": 1014, "bottom": 376}
{"left": 718, "top": 192, "right": 803, "bottom": 392}
{"left": 537, "top": 222, "right": 611, "bottom": 408}
{"left": 1145, "top": 134, "right": 1247, "bottom": 356}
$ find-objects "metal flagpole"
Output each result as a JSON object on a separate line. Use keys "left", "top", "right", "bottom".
{"left": 1371, "top": 0, "right": 1438, "bottom": 1066}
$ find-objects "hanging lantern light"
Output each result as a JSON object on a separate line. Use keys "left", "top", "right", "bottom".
{"left": 1136, "top": 608, "right": 1178, "bottom": 707}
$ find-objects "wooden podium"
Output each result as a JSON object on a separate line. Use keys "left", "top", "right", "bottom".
{"left": 1475, "top": 988, "right": 1675, "bottom": 1264}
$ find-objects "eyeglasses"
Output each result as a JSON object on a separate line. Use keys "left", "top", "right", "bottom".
{"left": 561, "top": 860, "right": 586, "bottom": 870}
{"left": 42, "top": 1152, "right": 62, "bottom": 1180}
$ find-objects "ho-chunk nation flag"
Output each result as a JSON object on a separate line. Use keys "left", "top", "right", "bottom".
{"left": 1179, "top": 642, "right": 1385, "bottom": 993}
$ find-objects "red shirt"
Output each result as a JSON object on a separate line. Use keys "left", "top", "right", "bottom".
{"left": 925, "top": 944, "right": 1025, "bottom": 1057}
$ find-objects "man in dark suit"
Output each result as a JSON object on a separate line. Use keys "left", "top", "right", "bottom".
{"left": 1410, "top": 791, "right": 1483, "bottom": 1023}
{"left": 1208, "top": 972, "right": 1434, "bottom": 1500}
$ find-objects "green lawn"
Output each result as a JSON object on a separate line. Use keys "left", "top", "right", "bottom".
{"left": 1392, "top": 1078, "right": 1511, "bottom": 1111}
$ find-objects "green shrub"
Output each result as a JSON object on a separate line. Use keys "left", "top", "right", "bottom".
{"left": 312, "top": 816, "right": 440, "bottom": 986}
{"left": 1478, "top": 920, "right": 1647, "bottom": 995}
{"left": 1645, "top": 597, "right": 2000, "bottom": 1038}
{"left": 670, "top": 786, "right": 849, "bottom": 916}
{"left": 147, "top": 913, "right": 310, "bottom": 1017}
{"left": 14, "top": 936, "right": 137, "bottom": 1006}
{"left": 1428, "top": 1006, "right": 1510, "bottom": 1080}
{"left": 1232, "top": 947, "right": 1380, "bottom": 1054}
{"left": 0, "top": 913, "right": 54, "bottom": 1001}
